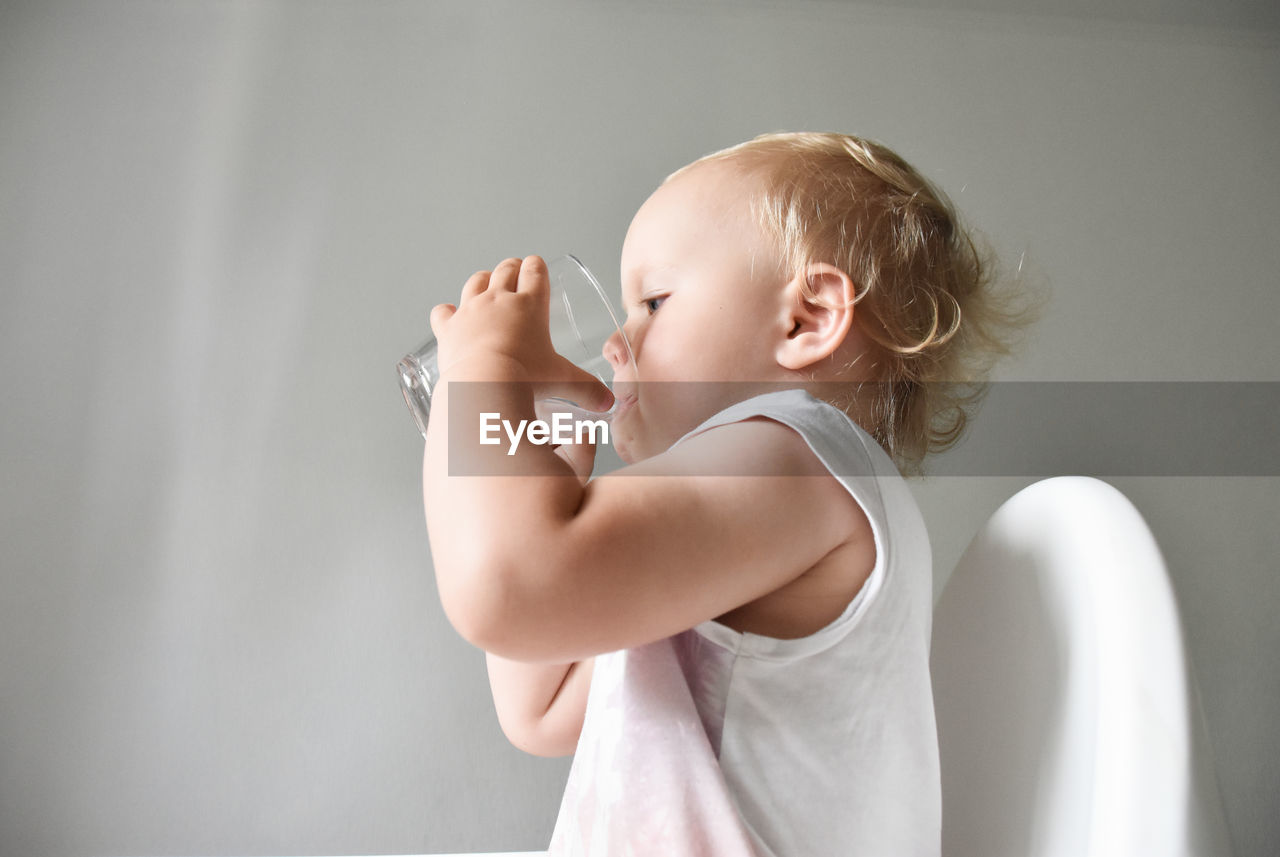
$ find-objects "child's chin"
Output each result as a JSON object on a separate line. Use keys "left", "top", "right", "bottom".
{"left": 610, "top": 426, "right": 652, "bottom": 466}
{"left": 610, "top": 428, "right": 644, "bottom": 465}
{"left": 613, "top": 434, "right": 676, "bottom": 466}
{"left": 609, "top": 401, "right": 684, "bottom": 465}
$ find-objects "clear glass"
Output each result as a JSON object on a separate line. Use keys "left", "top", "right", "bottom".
{"left": 397, "top": 254, "right": 635, "bottom": 437}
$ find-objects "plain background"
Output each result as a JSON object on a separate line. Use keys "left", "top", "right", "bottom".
{"left": 2, "top": 0, "right": 1277, "bottom": 854}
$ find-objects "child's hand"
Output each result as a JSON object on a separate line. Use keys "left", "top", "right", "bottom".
{"left": 429, "top": 256, "right": 614, "bottom": 413}
{"left": 535, "top": 399, "right": 598, "bottom": 484}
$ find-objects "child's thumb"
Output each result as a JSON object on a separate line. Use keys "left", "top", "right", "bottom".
{"left": 429, "top": 303, "right": 456, "bottom": 336}
{"left": 542, "top": 360, "right": 616, "bottom": 414}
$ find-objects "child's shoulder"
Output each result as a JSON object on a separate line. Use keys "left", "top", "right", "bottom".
{"left": 650, "top": 409, "right": 834, "bottom": 478}
{"left": 666, "top": 389, "right": 886, "bottom": 480}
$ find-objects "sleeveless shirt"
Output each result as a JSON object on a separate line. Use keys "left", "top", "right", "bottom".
{"left": 549, "top": 390, "right": 941, "bottom": 857}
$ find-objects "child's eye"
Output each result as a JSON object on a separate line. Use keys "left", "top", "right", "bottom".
{"left": 643, "top": 295, "right": 667, "bottom": 315}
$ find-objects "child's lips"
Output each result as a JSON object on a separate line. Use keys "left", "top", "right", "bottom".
{"left": 611, "top": 391, "right": 638, "bottom": 420}
{"left": 608, "top": 376, "right": 638, "bottom": 419}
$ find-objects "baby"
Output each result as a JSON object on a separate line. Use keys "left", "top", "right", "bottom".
{"left": 422, "top": 132, "right": 1031, "bottom": 856}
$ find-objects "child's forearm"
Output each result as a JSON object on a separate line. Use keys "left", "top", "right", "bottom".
{"left": 486, "top": 654, "right": 593, "bottom": 757}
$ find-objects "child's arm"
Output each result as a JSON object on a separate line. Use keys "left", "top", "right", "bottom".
{"left": 423, "top": 256, "right": 866, "bottom": 663}
{"left": 485, "top": 655, "right": 594, "bottom": 757}
{"left": 429, "top": 417, "right": 858, "bottom": 662}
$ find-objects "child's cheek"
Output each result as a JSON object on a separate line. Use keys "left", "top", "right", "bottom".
{"left": 636, "top": 326, "right": 687, "bottom": 384}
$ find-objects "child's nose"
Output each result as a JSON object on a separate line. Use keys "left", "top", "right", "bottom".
{"left": 603, "top": 328, "right": 632, "bottom": 375}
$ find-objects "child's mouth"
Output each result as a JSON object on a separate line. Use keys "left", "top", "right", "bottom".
{"left": 610, "top": 391, "right": 638, "bottom": 421}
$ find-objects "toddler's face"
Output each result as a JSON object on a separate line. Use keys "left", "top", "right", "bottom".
{"left": 605, "top": 161, "right": 794, "bottom": 463}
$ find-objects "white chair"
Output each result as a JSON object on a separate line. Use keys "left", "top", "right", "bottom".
{"left": 931, "top": 476, "right": 1233, "bottom": 857}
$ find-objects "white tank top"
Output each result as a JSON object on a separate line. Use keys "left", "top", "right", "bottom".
{"left": 549, "top": 390, "right": 941, "bottom": 857}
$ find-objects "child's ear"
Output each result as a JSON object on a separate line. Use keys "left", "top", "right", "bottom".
{"left": 776, "top": 263, "right": 857, "bottom": 371}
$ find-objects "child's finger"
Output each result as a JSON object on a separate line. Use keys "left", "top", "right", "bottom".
{"left": 519, "top": 255, "right": 549, "bottom": 296}
{"left": 460, "top": 270, "right": 490, "bottom": 301}
{"left": 429, "top": 303, "right": 456, "bottom": 336}
{"left": 541, "top": 361, "right": 616, "bottom": 414}
{"left": 490, "top": 257, "right": 523, "bottom": 293}
{"left": 538, "top": 398, "right": 599, "bottom": 483}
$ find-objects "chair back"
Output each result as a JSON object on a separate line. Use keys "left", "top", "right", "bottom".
{"left": 931, "top": 477, "right": 1232, "bottom": 857}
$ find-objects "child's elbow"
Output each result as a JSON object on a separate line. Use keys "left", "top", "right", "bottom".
{"left": 440, "top": 596, "right": 497, "bottom": 653}
{"left": 434, "top": 542, "right": 578, "bottom": 660}
{"left": 436, "top": 554, "right": 549, "bottom": 657}
{"left": 495, "top": 710, "right": 580, "bottom": 758}
{"left": 433, "top": 548, "right": 519, "bottom": 652}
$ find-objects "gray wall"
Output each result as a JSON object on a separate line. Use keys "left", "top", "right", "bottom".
{"left": 2, "top": 1, "right": 1276, "bottom": 855}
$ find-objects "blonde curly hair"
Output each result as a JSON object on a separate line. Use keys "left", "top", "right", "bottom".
{"left": 667, "top": 132, "right": 1041, "bottom": 475}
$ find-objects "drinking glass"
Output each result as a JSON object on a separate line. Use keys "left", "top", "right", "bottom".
{"left": 397, "top": 254, "right": 635, "bottom": 437}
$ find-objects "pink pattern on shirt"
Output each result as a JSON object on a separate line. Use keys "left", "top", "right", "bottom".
{"left": 549, "top": 638, "right": 760, "bottom": 857}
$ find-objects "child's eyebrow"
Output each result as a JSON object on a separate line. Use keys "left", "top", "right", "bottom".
{"left": 640, "top": 264, "right": 678, "bottom": 287}
{"left": 622, "top": 264, "right": 676, "bottom": 302}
